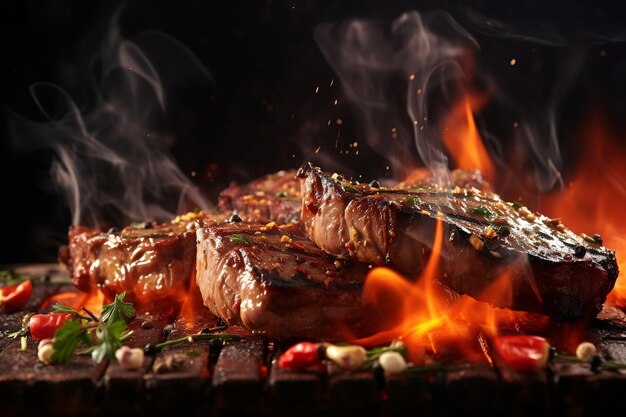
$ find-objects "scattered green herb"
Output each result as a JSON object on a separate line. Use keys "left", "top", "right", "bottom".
{"left": 130, "top": 221, "right": 152, "bottom": 229}
{"left": 512, "top": 201, "right": 524, "bottom": 210}
{"left": 229, "top": 234, "right": 252, "bottom": 245}
{"left": 7, "top": 313, "right": 33, "bottom": 339}
{"left": 0, "top": 270, "right": 30, "bottom": 286}
{"left": 187, "top": 350, "right": 201, "bottom": 358}
{"left": 472, "top": 206, "right": 493, "bottom": 218}
{"left": 51, "top": 319, "right": 93, "bottom": 363}
{"left": 275, "top": 191, "right": 288, "bottom": 198}
{"left": 100, "top": 292, "right": 135, "bottom": 324}
{"left": 363, "top": 344, "right": 407, "bottom": 369}
{"left": 406, "top": 196, "right": 416, "bottom": 205}
{"left": 50, "top": 293, "right": 134, "bottom": 364}
{"left": 343, "top": 185, "right": 360, "bottom": 193}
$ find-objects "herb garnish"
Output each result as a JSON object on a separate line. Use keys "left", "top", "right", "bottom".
{"left": 229, "top": 234, "right": 252, "bottom": 245}
{"left": 343, "top": 185, "right": 359, "bottom": 193}
{"left": 512, "top": 201, "right": 524, "bottom": 210}
{"left": 472, "top": 206, "right": 493, "bottom": 218}
{"left": 406, "top": 196, "right": 416, "bottom": 205}
{"left": 50, "top": 292, "right": 135, "bottom": 364}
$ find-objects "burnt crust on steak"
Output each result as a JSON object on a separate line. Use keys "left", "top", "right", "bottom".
{"left": 298, "top": 163, "right": 619, "bottom": 320}
{"left": 218, "top": 170, "right": 301, "bottom": 225}
{"left": 195, "top": 220, "right": 370, "bottom": 340}
{"left": 60, "top": 211, "right": 226, "bottom": 310}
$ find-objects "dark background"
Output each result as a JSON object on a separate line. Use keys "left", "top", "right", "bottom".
{"left": 1, "top": 0, "right": 625, "bottom": 264}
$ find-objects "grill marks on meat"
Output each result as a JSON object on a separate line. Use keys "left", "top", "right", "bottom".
{"left": 195, "top": 221, "right": 370, "bottom": 340}
{"left": 298, "top": 164, "right": 619, "bottom": 320}
{"left": 218, "top": 170, "right": 301, "bottom": 224}
{"left": 61, "top": 212, "right": 226, "bottom": 310}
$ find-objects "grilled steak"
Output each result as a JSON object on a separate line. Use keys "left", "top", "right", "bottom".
{"left": 60, "top": 211, "right": 226, "bottom": 311}
{"left": 298, "top": 164, "right": 619, "bottom": 320}
{"left": 218, "top": 170, "right": 301, "bottom": 224}
{"left": 195, "top": 220, "right": 370, "bottom": 340}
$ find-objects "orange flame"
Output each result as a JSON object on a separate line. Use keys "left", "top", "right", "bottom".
{"left": 543, "top": 111, "right": 626, "bottom": 307}
{"left": 354, "top": 217, "right": 548, "bottom": 363}
{"left": 442, "top": 94, "right": 495, "bottom": 182}
{"left": 40, "top": 290, "right": 105, "bottom": 315}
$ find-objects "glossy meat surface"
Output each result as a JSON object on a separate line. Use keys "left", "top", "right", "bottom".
{"left": 195, "top": 220, "right": 370, "bottom": 339}
{"left": 298, "top": 164, "right": 619, "bottom": 320}
{"left": 61, "top": 212, "right": 225, "bottom": 310}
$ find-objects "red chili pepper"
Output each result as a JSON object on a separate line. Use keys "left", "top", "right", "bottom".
{"left": 278, "top": 342, "right": 321, "bottom": 370}
{"left": 29, "top": 313, "right": 74, "bottom": 340}
{"left": 494, "top": 335, "right": 550, "bottom": 372}
{"left": 0, "top": 280, "right": 33, "bottom": 313}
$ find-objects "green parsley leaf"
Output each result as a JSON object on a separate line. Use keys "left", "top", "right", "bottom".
{"left": 472, "top": 206, "right": 493, "bottom": 218}
{"left": 101, "top": 292, "right": 135, "bottom": 325}
{"left": 406, "top": 196, "right": 416, "bottom": 205}
{"left": 52, "top": 303, "right": 82, "bottom": 317}
{"left": 512, "top": 201, "right": 524, "bottom": 210}
{"left": 91, "top": 320, "right": 128, "bottom": 364}
{"left": 229, "top": 234, "right": 251, "bottom": 245}
{"left": 187, "top": 350, "right": 201, "bottom": 358}
{"left": 51, "top": 319, "right": 91, "bottom": 363}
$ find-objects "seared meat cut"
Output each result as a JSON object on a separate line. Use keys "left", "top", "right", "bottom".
{"left": 60, "top": 211, "right": 226, "bottom": 310}
{"left": 218, "top": 170, "right": 301, "bottom": 224}
{"left": 298, "top": 164, "right": 619, "bottom": 320}
{"left": 195, "top": 220, "right": 370, "bottom": 340}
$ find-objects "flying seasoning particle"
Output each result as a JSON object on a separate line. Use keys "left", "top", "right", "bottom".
{"left": 328, "top": 120, "right": 332, "bottom": 126}
{"left": 315, "top": 86, "right": 320, "bottom": 93}
{"left": 315, "top": 146, "right": 321, "bottom": 154}
{"left": 336, "top": 118, "right": 343, "bottom": 125}
{"left": 409, "top": 74, "right": 415, "bottom": 80}
{"left": 510, "top": 58, "right": 517, "bottom": 66}
{"left": 334, "top": 99, "right": 338, "bottom": 105}
{"left": 416, "top": 88, "right": 422, "bottom": 95}
{"left": 191, "top": 171, "right": 197, "bottom": 177}
{"left": 513, "top": 121, "right": 519, "bottom": 128}
{"left": 386, "top": 166, "right": 390, "bottom": 171}
{"left": 330, "top": 78, "right": 334, "bottom": 87}
{"left": 355, "top": 150, "right": 359, "bottom": 156}
{"left": 292, "top": 154, "right": 296, "bottom": 158}
{"left": 352, "top": 141, "right": 358, "bottom": 147}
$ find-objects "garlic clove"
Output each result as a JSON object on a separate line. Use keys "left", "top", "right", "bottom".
{"left": 115, "top": 346, "right": 145, "bottom": 370}
{"left": 378, "top": 351, "right": 407, "bottom": 374}
{"left": 37, "top": 342, "right": 54, "bottom": 364}
{"left": 325, "top": 344, "right": 367, "bottom": 370}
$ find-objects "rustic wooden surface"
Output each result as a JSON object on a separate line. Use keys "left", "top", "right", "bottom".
{"left": 1, "top": 265, "right": 626, "bottom": 416}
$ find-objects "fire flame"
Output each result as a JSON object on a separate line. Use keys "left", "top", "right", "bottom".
{"left": 354, "top": 217, "right": 548, "bottom": 363}
{"left": 543, "top": 111, "right": 626, "bottom": 307}
{"left": 442, "top": 94, "right": 495, "bottom": 183}
{"left": 40, "top": 289, "right": 105, "bottom": 315}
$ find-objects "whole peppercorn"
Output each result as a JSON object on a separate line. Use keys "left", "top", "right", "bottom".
{"left": 144, "top": 343, "right": 159, "bottom": 356}
{"left": 588, "top": 354, "right": 603, "bottom": 372}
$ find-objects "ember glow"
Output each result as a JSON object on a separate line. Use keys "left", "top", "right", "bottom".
{"left": 355, "top": 218, "right": 549, "bottom": 363}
